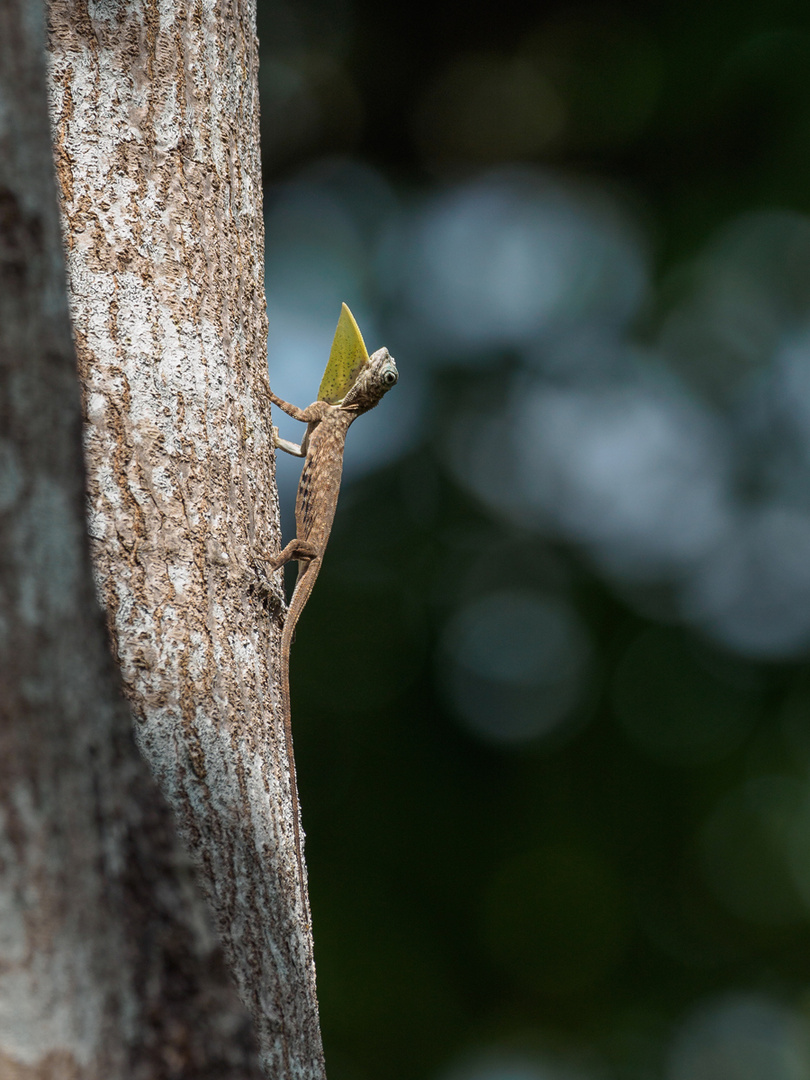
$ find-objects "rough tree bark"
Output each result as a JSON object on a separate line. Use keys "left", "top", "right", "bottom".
{"left": 44, "top": 4, "right": 325, "bottom": 1074}
{"left": 3, "top": 2, "right": 324, "bottom": 1078}
{"left": 0, "top": 3, "right": 267, "bottom": 1078}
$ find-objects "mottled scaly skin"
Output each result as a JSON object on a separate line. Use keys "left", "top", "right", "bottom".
{"left": 265, "top": 347, "right": 398, "bottom": 919}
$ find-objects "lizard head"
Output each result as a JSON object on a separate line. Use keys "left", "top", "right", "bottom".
{"left": 318, "top": 304, "right": 399, "bottom": 411}
{"left": 341, "top": 347, "right": 399, "bottom": 413}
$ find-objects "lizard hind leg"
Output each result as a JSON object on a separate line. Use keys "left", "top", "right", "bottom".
{"left": 262, "top": 537, "right": 318, "bottom": 573}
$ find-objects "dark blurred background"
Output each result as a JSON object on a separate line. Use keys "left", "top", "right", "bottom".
{"left": 257, "top": 0, "right": 810, "bottom": 1076}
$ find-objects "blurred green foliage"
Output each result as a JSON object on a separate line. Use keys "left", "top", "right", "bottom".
{"left": 257, "top": 0, "right": 810, "bottom": 1076}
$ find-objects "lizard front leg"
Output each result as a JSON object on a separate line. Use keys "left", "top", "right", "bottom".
{"left": 272, "top": 427, "right": 305, "bottom": 457}
{"left": 269, "top": 392, "right": 325, "bottom": 457}
{"left": 268, "top": 389, "right": 312, "bottom": 422}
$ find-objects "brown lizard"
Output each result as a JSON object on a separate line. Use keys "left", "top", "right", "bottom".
{"left": 264, "top": 310, "right": 398, "bottom": 918}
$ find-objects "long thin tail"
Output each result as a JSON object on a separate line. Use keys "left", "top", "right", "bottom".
{"left": 279, "top": 558, "right": 320, "bottom": 925}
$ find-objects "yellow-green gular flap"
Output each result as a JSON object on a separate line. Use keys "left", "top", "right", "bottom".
{"left": 318, "top": 302, "right": 370, "bottom": 403}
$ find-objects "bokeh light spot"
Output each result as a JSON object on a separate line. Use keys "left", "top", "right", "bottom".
{"left": 439, "top": 590, "right": 591, "bottom": 745}
{"left": 399, "top": 169, "right": 647, "bottom": 352}
{"left": 682, "top": 505, "right": 810, "bottom": 657}
{"left": 666, "top": 994, "right": 810, "bottom": 1080}
{"left": 516, "top": 375, "right": 730, "bottom": 576}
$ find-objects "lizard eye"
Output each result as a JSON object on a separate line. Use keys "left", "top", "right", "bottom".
{"left": 383, "top": 369, "right": 398, "bottom": 386}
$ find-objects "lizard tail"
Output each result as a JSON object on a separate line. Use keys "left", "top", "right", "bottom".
{"left": 279, "top": 558, "right": 321, "bottom": 925}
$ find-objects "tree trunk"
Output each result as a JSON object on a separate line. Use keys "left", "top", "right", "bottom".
{"left": 1, "top": 2, "right": 323, "bottom": 1077}
{"left": 0, "top": 2, "right": 268, "bottom": 1078}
